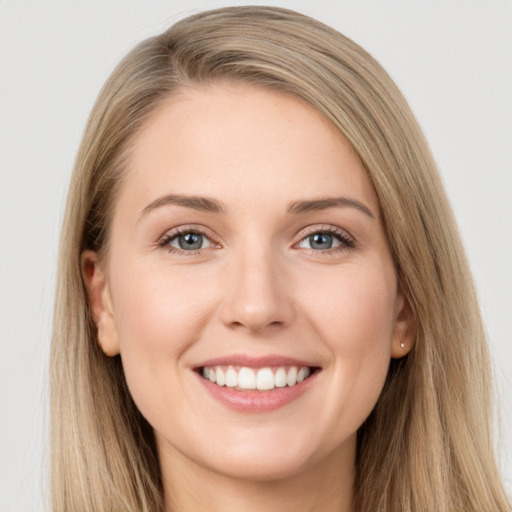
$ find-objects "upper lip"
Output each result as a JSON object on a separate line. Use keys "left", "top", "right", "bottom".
{"left": 193, "top": 354, "right": 320, "bottom": 369}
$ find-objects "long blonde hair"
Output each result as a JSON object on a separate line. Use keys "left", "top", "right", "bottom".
{"left": 51, "top": 6, "right": 510, "bottom": 511}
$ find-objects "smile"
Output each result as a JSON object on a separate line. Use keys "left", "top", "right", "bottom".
{"left": 194, "top": 356, "right": 320, "bottom": 412}
{"left": 200, "top": 365, "right": 313, "bottom": 391}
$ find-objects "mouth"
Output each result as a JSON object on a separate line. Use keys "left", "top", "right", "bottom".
{"left": 197, "top": 364, "right": 319, "bottom": 391}
{"left": 193, "top": 355, "right": 321, "bottom": 412}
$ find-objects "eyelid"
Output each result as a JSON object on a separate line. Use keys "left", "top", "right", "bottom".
{"left": 157, "top": 224, "right": 222, "bottom": 253}
{"left": 156, "top": 223, "right": 355, "bottom": 255}
{"left": 293, "top": 224, "right": 356, "bottom": 251}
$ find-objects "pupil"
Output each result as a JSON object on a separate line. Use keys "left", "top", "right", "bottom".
{"left": 179, "top": 233, "right": 202, "bottom": 250}
{"left": 310, "top": 233, "right": 332, "bottom": 249}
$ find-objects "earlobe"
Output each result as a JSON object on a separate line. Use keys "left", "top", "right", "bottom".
{"left": 81, "top": 250, "right": 120, "bottom": 357}
{"left": 391, "top": 288, "right": 416, "bottom": 359}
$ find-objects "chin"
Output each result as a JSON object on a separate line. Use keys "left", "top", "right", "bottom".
{"left": 170, "top": 423, "right": 354, "bottom": 484}
{"left": 202, "top": 450, "right": 317, "bottom": 482}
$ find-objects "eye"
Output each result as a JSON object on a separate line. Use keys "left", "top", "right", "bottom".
{"left": 300, "top": 232, "right": 338, "bottom": 250}
{"left": 172, "top": 232, "right": 210, "bottom": 250}
{"left": 296, "top": 227, "right": 355, "bottom": 252}
{"left": 159, "top": 228, "right": 216, "bottom": 253}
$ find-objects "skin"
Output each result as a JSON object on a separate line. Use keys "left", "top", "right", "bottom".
{"left": 84, "top": 83, "right": 415, "bottom": 512}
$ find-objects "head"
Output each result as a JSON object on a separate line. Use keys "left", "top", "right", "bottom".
{"left": 51, "top": 6, "right": 507, "bottom": 512}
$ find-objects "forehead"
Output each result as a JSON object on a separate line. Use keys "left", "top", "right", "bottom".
{"left": 116, "top": 82, "right": 379, "bottom": 217}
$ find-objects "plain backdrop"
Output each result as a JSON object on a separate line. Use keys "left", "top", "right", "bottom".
{"left": 1, "top": 1, "right": 511, "bottom": 510}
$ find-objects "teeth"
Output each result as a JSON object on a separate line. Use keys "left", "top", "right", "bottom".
{"left": 215, "top": 367, "right": 225, "bottom": 386}
{"left": 238, "top": 367, "right": 257, "bottom": 389}
{"left": 225, "top": 367, "right": 238, "bottom": 388}
{"left": 256, "top": 368, "right": 275, "bottom": 390}
{"left": 286, "top": 367, "right": 297, "bottom": 387}
{"left": 201, "top": 365, "right": 313, "bottom": 390}
{"left": 275, "top": 367, "right": 287, "bottom": 388}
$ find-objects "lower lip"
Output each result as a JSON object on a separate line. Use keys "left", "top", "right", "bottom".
{"left": 195, "top": 371, "right": 318, "bottom": 413}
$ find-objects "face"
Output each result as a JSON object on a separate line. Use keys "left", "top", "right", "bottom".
{"left": 85, "top": 83, "right": 413, "bottom": 483}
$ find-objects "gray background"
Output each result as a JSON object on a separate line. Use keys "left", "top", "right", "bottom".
{"left": 1, "top": 1, "right": 511, "bottom": 509}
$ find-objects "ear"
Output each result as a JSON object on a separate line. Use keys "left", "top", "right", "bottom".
{"left": 81, "top": 250, "right": 120, "bottom": 357}
{"left": 390, "top": 286, "right": 416, "bottom": 359}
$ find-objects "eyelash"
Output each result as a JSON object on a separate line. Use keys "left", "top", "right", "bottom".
{"left": 157, "top": 226, "right": 218, "bottom": 255}
{"left": 157, "top": 225, "right": 356, "bottom": 256}
{"left": 294, "top": 225, "right": 355, "bottom": 255}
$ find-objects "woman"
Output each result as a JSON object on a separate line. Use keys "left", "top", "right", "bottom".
{"left": 50, "top": 6, "right": 510, "bottom": 511}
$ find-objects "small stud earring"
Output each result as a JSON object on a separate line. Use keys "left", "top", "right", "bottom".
{"left": 400, "top": 342, "right": 405, "bottom": 349}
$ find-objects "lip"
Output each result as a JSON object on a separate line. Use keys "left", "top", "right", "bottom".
{"left": 192, "top": 353, "right": 321, "bottom": 413}
{"left": 193, "top": 354, "right": 318, "bottom": 369}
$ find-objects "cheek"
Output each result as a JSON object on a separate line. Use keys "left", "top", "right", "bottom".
{"left": 298, "top": 262, "right": 397, "bottom": 419}
{"left": 108, "top": 260, "right": 218, "bottom": 403}
{"left": 111, "top": 260, "right": 215, "bottom": 349}
{"left": 301, "top": 262, "right": 398, "bottom": 351}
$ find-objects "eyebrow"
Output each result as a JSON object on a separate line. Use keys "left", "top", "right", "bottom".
{"left": 139, "top": 193, "right": 375, "bottom": 220}
{"left": 287, "top": 197, "right": 376, "bottom": 219}
{"left": 140, "top": 194, "right": 225, "bottom": 220}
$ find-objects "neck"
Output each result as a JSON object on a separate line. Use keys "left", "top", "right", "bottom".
{"left": 158, "top": 437, "right": 355, "bottom": 512}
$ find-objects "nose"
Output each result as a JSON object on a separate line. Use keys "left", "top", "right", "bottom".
{"left": 220, "top": 245, "right": 294, "bottom": 333}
